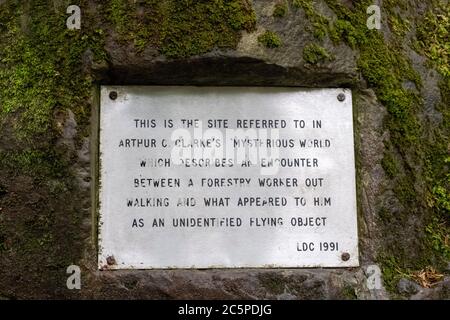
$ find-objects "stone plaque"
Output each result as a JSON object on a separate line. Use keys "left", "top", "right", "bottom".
{"left": 98, "top": 86, "right": 358, "bottom": 269}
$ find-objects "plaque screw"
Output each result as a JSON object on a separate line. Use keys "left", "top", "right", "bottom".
{"left": 106, "top": 255, "right": 116, "bottom": 265}
{"left": 109, "top": 91, "right": 118, "bottom": 100}
{"left": 341, "top": 252, "right": 350, "bottom": 261}
{"left": 337, "top": 93, "right": 346, "bottom": 102}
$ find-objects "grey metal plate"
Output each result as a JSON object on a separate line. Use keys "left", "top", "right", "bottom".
{"left": 98, "top": 86, "right": 358, "bottom": 269}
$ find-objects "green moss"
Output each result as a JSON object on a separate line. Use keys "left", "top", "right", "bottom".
{"left": 383, "top": 0, "right": 408, "bottom": 11}
{"left": 292, "top": 0, "right": 313, "bottom": 15}
{"left": 303, "top": 43, "right": 332, "bottom": 64}
{"left": 331, "top": 20, "right": 367, "bottom": 48}
{"left": 416, "top": 3, "right": 449, "bottom": 77}
{"left": 416, "top": 2, "right": 450, "bottom": 263}
{"left": 0, "top": 0, "right": 256, "bottom": 150}
{"left": 258, "top": 31, "right": 282, "bottom": 48}
{"left": 427, "top": 80, "right": 450, "bottom": 220}
{"left": 0, "top": 1, "right": 103, "bottom": 142}
{"left": 108, "top": 0, "right": 131, "bottom": 36}
{"left": 432, "top": 183, "right": 450, "bottom": 214}
{"left": 273, "top": 2, "right": 288, "bottom": 18}
{"left": 381, "top": 152, "right": 399, "bottom": 179}
{"left": 0, "top": 0, "right": 447, "bottom": 299}
{"left": 0, "top": 0, "right": 258, "bottom": 298}
{"left": 311, "top": 21, "right": 328, "bottom": 40}
{"left": 0, "top": 149, "right": 68, "bottom": 179}
{"left": 426, "top": 217, "right": 450, "bottom": 261}
{"left": 0, "top": 0, "right": 105, "bottom": 296}
{"left": 107, "top": 0, "right": 165, "bottom": 51}
{"left": 325, "top": 0, "right": 422, "bottom": 176}
{"left": 379, "top": 255, "right": 411, "bottom": 293}
{"left": 394, "top": 177, "right": 417, "bottom": 204}
{"left": 107, "top": 0, "right": 256, "bottom": 57}
{"left": 320, "top": 0, "right": 449, "bottom": 291}
{"left": 388, "top": 13, "right": 411, "bottom": 37}
{"left": 341, "top": 285, "right": 357, "bottom": 300}
{"left": 292, "top": 0, "right": 329, "bottom": 40}
{"left": 163, "top": 0, "right": 256, "bottom": 58}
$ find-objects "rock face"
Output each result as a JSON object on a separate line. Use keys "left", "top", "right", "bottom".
{"left": 397, "top": 278, "right": 421, "bottom": 295}
{"left": 0, "top": 0, "right": 448, "bottom": 299}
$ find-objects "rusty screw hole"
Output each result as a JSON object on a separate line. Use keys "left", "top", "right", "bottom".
{"left": 106, "top": 255, "right": 116, "bottom": 265}
{"left": 341, "top": 252, "right": 350, "bottom": 261}
{"left": 109, "top": 91, "right": 118, "bottom": 100}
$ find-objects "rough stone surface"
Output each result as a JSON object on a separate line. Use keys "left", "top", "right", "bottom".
{"left": 397, "top": 278, "right": 422, "bottom": 295}
{"left": 410, "top": 277, "right": 450, "bottom": 300}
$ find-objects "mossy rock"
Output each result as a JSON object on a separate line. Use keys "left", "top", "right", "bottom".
{"left": 258, "top": 30, "right": 282, "bottom": 48}
{"left": 302, "top": 43, "right": 333, "bottom": 64}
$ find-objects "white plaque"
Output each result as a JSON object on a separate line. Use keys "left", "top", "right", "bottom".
{"left": 98, "top": 86, "right": 359, "bottom": 269}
